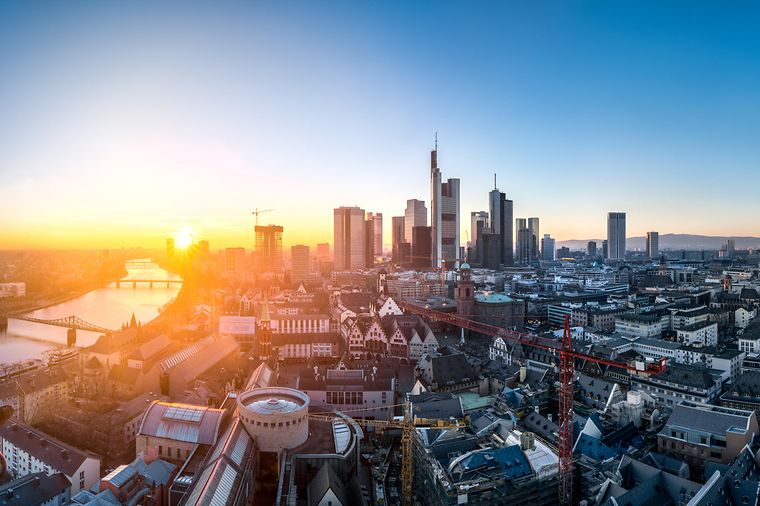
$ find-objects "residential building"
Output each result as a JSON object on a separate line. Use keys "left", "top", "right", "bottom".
{"left": 291, "top": 244, "right": 310, "bottom": 281}
{"left": 720, "top": 371, "right": 760, "bottom": 415}
{"left": 736, "top": 307, "right": 757, "bottom": 329}
{"left": 0, "top": 472, "right": 71, "bottom": 506}
{"left": 615, "top": 313, "right": 663, "bottom": 339}
{"left": 631, "top": 363, "right": 721, "bottom": 406}
{"left": 72, "top": 455, "right": 176, "bottom": 506}
{"left": 607, "top": 212, "right": 626, "bottom": 260}
{"left": 430, "top": 141, "right": 460, "bottom": 268}
{"left": 676, "top": 321, "right": 718, "bottom": 347}
{"left": 646, "top": 231, "right": 659, "bottom": 258}
{"left": 417, "top": 346, "right": 478, "bottom": 393}
{"left": 333, "top": 206, "right": 366, "bottom": 270}
{"left": 657, "top": 401, "right": 758, "bottom": 475}
{"left": 0, "top": 367, "right": 70, "bottom": 425}
{"left": 224, "top": 247, "right": 247, "bottom": 279}
{"left": 0, "top": 420, "right": 101, "bottom": 494}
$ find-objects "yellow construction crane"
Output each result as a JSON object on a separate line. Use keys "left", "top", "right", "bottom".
{"left": 309, "top": 398, "right": 465, "bottom": 506}
{"left": 251, "top": 208, "right": 275, "bottom": 226}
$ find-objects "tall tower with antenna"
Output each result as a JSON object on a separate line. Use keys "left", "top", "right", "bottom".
{"left": 429, "top": 134, "right": 461, "bottom": 269}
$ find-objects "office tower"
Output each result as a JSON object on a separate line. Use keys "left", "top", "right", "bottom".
{"left": 405, "top": 199, "right": 427, "bottom": 245}
{"left": 587, "top": 241, "right": 597, "bottom": 257}
{"left": 528, "top": 217, "right": 540, "bottom": 259}
{"left": 488, "top": 177, "right": 514, "bottom": 266}
{"left": 225, "top": 247, "right": 247, "bottom": 277}
{"left": 392, "top": 216, "right": 405, "bottom": 262}
{"left": 480, "top": 233, "right": 502, "bottom": 270}
{"left": 516, "top": 227, "right": 532, "bottom": 264}
{"left": 166, "top": 238, "right": 175, "bottom": 260}
{"left": 333, "top": 206, "right": 366, "bottom": 270}
{"left": 470, "top": 211, "right": 488, "bottom": 249}
{"left": 557, "top": 246, "right": 570, "bottom": 258}
{"left": 723, "top": 239, "right": 736, "bottom": 259}
{"left": 255, "top": 225, "right": 284, "bottom": 272}
{"left": 316, "top": 243, "right": 330, "bottom": 259}
{"left": 365, "top": 212, "right": 382, "bottom": 265}
{"left": 430, "top": 139, "right": 460, "bottom": 268}
{"left": 412, "top": 226, "right": 432, "bottom": 268}
{"left": 607, "top": 212, "right": 626, "bottom": 260}
{"left": 291, "top": 245, "right": 310, "bottom": 281}
{"left": 197, "top": 240, "right": 210, "bottom": 257}
{"left": 541, "top": 234, "right": 555, "bottom": 261}
{"left": 646, "top": 232, "right": 659, "bottom": 258}
{"left": 602, "top": 240, "right": 608, "bottom": 259}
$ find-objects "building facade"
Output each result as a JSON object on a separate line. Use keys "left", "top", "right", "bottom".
{"left": 430, "top": 143, "right": 460, "bottom": 268}
{"left": 333, "top": 206, "right": 366, "bottom": 270}
{"left": 607, "top": 212, "right": 626, "bottom": 260}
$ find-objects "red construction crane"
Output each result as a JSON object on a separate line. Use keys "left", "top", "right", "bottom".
{"left": 396, "top": 300, "right": 667, "bottom": 505}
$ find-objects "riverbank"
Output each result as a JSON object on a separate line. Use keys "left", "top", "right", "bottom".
{"left": 5, "top": 266, "right": 128, "bottom": 317}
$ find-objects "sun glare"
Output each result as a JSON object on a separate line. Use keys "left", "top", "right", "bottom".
{"left": 175, "top": 228, "right": 193, "bottom": 249}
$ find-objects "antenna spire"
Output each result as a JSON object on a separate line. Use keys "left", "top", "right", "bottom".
{"left": 494, "top": 173, "right": 497, "bottom": 190}
{"left": 435, "top": 132, "right": 438, "bottom": 151}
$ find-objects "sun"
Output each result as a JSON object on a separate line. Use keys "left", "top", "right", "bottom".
{"left": 175, "top": 227, "right": 194, "bottom": 249}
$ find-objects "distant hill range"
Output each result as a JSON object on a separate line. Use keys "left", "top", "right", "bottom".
{"left": 558, "top": 234, "right": 760, "bottom": 251}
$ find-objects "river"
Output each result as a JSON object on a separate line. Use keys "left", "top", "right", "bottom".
{"left": 0, "top": 259, "right": 181, "bottom": 364}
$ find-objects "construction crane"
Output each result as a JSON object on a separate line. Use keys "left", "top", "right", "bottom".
{"left": 309, "top": 398, "right": 465, "bottom": 506}
{"left": 251, "top": 208, "right": 275, "bottom": 226}
{"left": 395, "top": 299, "right": 667, "bottom": 505}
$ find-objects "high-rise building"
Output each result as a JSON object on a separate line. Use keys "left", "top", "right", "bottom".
{"left": 515, "top": 218, "right": 529, "bottom": 264}
{"left": 587, "top": 241, "right": 597, "bottom": 257}
{"left": 316, "top": 243, "right": 330, "bottom": 259}
{"left": 607, "top": 212, "right": 626, "bottom": 260}
{"left": 646, "top": 232, "right": 659, "bottom": 258}
{"left": 540, "top": 234, "right": 555, "bottom": 261}
{"left": 516, "top": 227, "right": 532, "bottom": 265}
{"left": 333, "top": 206, "right": 366, "bottom": 270}
{"left": 392, "top": 216, "right": 405, "bottom": 262}
{"left": 528, "top": 217, "right": 540, "bottom": 259}
{"left": 225, "top": 247, "right": 247, "bottom": 277}
{"left": 412, "top": 226, "right": 432, "bottom": 268}
{"left": 254, "top": 225, "right": 284, "bottom": 272}
{"left": 405, "top": 199, "right": 427, "bottom": 245}
{"left": 602, "top": 240, "right": 608, "bottom": 259}
{"left": 488, "top": 179, "right": 514, "bottom": 266}
{"left": 430, "top": 139, "right": 460, "bottom": 268}
{"left": 365, "top": 212, "right": 383, "bottom": 265}
{"left": 469, "top": 211, "right": 488, "bottom": 264}
{"left": 557, "top": 246, "right": 570, "bottom": 258}
{"left": 197, "top": 240, "right": 210, "bottom": 257}
{"left": 480, "top": 233, "right": 502, "bottom": 270}
{"left": 291, "top": 245, "right": 310, "bottom": 281}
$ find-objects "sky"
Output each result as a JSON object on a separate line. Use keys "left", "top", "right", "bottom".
{"left": 1, "top": 1, "right": 759, "bottom": 251}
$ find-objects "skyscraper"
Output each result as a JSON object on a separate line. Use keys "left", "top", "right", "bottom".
{"left": 316, "top": 243, "right": 330, "bottom": 259}
{"left": 291, "top": 245, "right": 310, "bottom": 280}
{"left": 646, "top": 231, "right": 659, "bottom": 258}
{"left": 516, "top": 227, "right": 532, "bottom": 265}
{"left": 405, "top": 199, "right": 427, "bottom": 245}
{"left": 333, "top": 206, "right": 366, "bottom": 270}
{"left": 587, "top": 241, "right": 597, "bottom": 257}
{"left": 430, "top": 138, "right": 460, "bottom": 268}
{"left": 488, "top": 178, "right": 514, "bottom": 266}
{"left": 392, "top": 216, "right": 405, "bottom": 262}
{"left": 470, "top": 211, "right": 488, "bottom": 264}
{"left": 254, "top": 225, "right": 284, "bottom": 272}
{"left": 541, "top": 234, "right": 555, "bottom": 261}
{"left": 225, "top": 247, "right": 247, "bottom": 277}
{"left": 607, "top": 212, "right": 626, "bottom": 260}
{"left": 528, "top": 217, "right": 540, "bottom": 260}
{"left": 412, "top": 226, "right": 432, "bottom": 268}
{"left": 365, "top": 212, "right": 383, "bottom": 265}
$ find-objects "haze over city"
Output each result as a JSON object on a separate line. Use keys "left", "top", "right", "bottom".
{"left": 2, "top": 2, "right": 759, "bottom": 250}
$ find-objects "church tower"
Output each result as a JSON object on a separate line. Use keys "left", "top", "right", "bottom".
{"left": 455, "top": 263, "right": 475, "bottom": 318}
{"left": 257, "top": 297, "right": 273, "bottom": 361}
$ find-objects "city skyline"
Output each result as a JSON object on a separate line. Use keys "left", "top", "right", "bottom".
{"left": 2, "top": 2, "right": 760, "bottom": 250}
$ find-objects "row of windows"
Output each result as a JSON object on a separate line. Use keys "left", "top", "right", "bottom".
{"left": 158, "top": 445, "right": 190, "bottom": 460}
{"left": 327, "top": 391, "right": 364, "bottom": 405}
{"left": 241, "top": 414, "right": 306, "bottom": 429}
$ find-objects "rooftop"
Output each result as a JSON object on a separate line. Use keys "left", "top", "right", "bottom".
{"left": 138, "top": 401, "right": 225, "bottom": 445}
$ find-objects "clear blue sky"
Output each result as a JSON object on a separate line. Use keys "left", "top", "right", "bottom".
{"left": 1, "top": 1, "right": 758, "bottom": 249}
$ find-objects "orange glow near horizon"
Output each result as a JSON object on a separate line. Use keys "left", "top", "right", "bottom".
{"left": 174, "top": 228, "right": 194, "bottom": 249}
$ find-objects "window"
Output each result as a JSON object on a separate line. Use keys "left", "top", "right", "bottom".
{"left": 159, "top": 445, "right": 163, "bottom": 455}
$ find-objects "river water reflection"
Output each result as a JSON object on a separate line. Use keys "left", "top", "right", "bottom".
{"left": 0, "top": 259, "right": 181, "bottom": 364}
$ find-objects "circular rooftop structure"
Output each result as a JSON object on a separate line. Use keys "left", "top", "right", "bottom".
{"left": 460, "top": 262, "right": 471, "bottom": 270}
{"left": 237, "top": 387, "right": 309, "bottom": 452}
